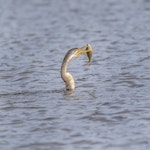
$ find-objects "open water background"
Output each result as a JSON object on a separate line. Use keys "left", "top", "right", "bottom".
{"left": 0, "top": 0, "right": 150, "bottom": 149}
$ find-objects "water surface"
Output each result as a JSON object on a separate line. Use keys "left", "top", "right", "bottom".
{"left": 0, "top": 0, "right": 150, "bottom": 150}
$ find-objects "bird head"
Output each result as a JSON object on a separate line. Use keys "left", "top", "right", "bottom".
{"left": 63, "top": 44, "right": 94, "bottom": 64}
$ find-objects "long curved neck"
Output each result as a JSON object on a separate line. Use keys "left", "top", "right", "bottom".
{"left": 61, "top": 59, "right": 75, "bottom": 91}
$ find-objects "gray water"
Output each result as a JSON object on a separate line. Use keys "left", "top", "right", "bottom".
{"left": 0, "top": 0, "right": 150, "bottom": 150}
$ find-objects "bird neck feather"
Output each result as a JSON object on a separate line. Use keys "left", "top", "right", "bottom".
{"left": 61, "top": 61, "right": 75, "bottom": 90}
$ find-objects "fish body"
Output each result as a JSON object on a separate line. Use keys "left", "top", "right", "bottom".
{"left": 86, "top": 44, "right": 93, "bottom": 64}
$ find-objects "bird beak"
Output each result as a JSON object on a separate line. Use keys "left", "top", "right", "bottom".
{"left": 76, "top": 47, "right": 93, "bottom": 57}
{"left": 76, "top": 48, "right": 85, "bottom": 57}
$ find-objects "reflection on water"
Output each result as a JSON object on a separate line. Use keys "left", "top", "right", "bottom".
{"left": 0, "top": 0, "right": 150, "bottom": 149}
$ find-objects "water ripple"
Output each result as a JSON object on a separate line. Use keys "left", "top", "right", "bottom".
{"left": 1, "top": 0, "right": 150, "bottom": 150}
